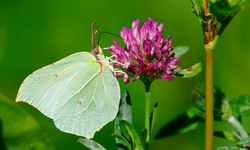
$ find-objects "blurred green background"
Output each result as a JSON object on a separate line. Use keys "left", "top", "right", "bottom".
{"left": 0, "top": 0, "right": 250, "bottom": 149}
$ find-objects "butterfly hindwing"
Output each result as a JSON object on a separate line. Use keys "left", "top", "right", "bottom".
{"left": 53, "top": 68, "right": 120, "bottom": 138}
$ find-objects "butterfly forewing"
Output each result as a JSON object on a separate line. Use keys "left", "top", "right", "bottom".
{"left": 53, "top": 68, "right": 120, "bottom": 138}
{"left": 16, "top": 52, "right": 98, "bottom": 118}
{"left": 16, "top": 51, "right": 120, "bottom": 139}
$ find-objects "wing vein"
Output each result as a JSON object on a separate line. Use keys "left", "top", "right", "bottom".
{"left": 18, "top": 56, "right": 90, "bottom": 99}
{"left": 53, "top": 67, "right": 99, "bottom": 121}
{"left": 53, "top": 62, "right": 98, "bottom": 118}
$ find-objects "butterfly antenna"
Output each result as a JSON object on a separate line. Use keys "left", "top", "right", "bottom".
{"left": 92, "top": 21, "right": 100, "bottom": 53}
{"left": 97, "top": 31, "right": 124, "bottom": 46}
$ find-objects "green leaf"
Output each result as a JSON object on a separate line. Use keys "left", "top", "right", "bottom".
{"left": 111, "top": 134, "right": 131, "bottom": 150}
{"left": 214, "top": 86, "right": 232, "bottom": 121}
{"left": 0, "top": 93, "right": 54, "bottom": 150}
{"left": 237, "top": 136, "right": 250, "bottom": 145}
{"left": 171, "top": 46, "right": 189, "bottom": 58}
{"left": 115, "top": 90, "right": 132, "bottom": 125}
{"left": 150, "top": 103, "right": 158, "bottom": 134}
{"left": 114, "top": 90, "right": 132, "bottom": 150}
{"left": 77, "top": 138, "right": 106, "bottom": 150}
{"left": 232, "top": 130, "right": 242, "bottom": 142}
{"left": 115, "top": 90, "right": 132, "bottom": 124}
{"left": 190, "top": 0, "right": 204, "bottom": 23}
{"left": 156, "top": 108, "right": 203, "bottom": 139}
{"left": 209, "top": 0, "right": 246, "bottom": 24}
{"left": 230, "top": 95, "right": 250, "bottom": 116}
{"left": 141, "top": 129, "right": 148, "bottom": 150}
{"left": 120, "top": 120, "right": 142, "bottom": 149}
{"left": 192, "top": 84, "right": 232, "bottom": 121}
{"left": 119, "top": 121, "right": 131, "bottom": 143}
{"left": 214, "top": 131, "right": 237, "bottom": 142}
{"left": 173, "top": 62, "right": 202, "bottom": 78}
{"left": 217, "top": 146, "right": 248, "bottom": 150}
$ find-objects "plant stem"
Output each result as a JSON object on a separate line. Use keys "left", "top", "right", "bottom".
{"left": 205, "top": 48, "right": 214, "bottom": 150}
{"left": 145, "top": 82, "right": 151, "bottom": 144}
{"left": 201, "top": 0, "right": 215, "bottom": 148}
{"left": 203, "top": 0, "right": 208, "bottom": 14}
{"left": 228, "top": 116, "right": 249, "bottom": 139}
{"left": 204, "top": 36, "right": 218, "bottom": 150}
{"left": 141, "top": 77, "right": 153, "bottom": 150}
{"left": 141, "top": 79, "right": 152, "bottom": 149}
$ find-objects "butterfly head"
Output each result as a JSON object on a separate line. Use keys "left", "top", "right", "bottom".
{"left": 90, "top": 21, "right": 114, "bottom": 74}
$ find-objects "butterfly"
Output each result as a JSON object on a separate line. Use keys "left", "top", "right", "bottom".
{"left": 16, "top": 22, "right": 120, "bottom": 139}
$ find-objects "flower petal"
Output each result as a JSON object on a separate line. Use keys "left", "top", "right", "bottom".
{"left": 116, "top": 72, "right": 124, "bottom": 78}
{"left": 124, "top": 73, "right": 129, "bottom": 84}
{"left": 132, "top": 74, "right": 139, "bottom": 81}
{"left": 158, "top": 23, "right": 163, "bottom": 32}
{"left": 132, "top": 19, "right": 140, "bottom": 42}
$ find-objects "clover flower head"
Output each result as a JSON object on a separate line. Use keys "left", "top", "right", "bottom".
{"left": 109, "top": 18, "right": 180, "bottom": 83}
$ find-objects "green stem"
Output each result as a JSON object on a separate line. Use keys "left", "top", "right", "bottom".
{"left": 145, "top": 82, "right": 151, "bottom": 144}
{"left": 228, "top": 116, "right": 249, "bottom": 139}
{"left": 204, "top": 36, "right": 218, "bottom": 150}
{"left": 140, "top": 77, "right": 153, "bottom": 150}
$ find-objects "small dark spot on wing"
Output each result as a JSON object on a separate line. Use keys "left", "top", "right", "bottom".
{"left": 77, "top": 101, "right": 82, "bottom": 104}
{"left": 55, "top": 74, "right": 58, "bottom": 77}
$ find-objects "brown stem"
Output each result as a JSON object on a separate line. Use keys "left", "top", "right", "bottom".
{"left": 205, "top": 48, "right": 214, "bottom": 150}
{"left": 203, "top": 0, "right": 209, "bottom": 15}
